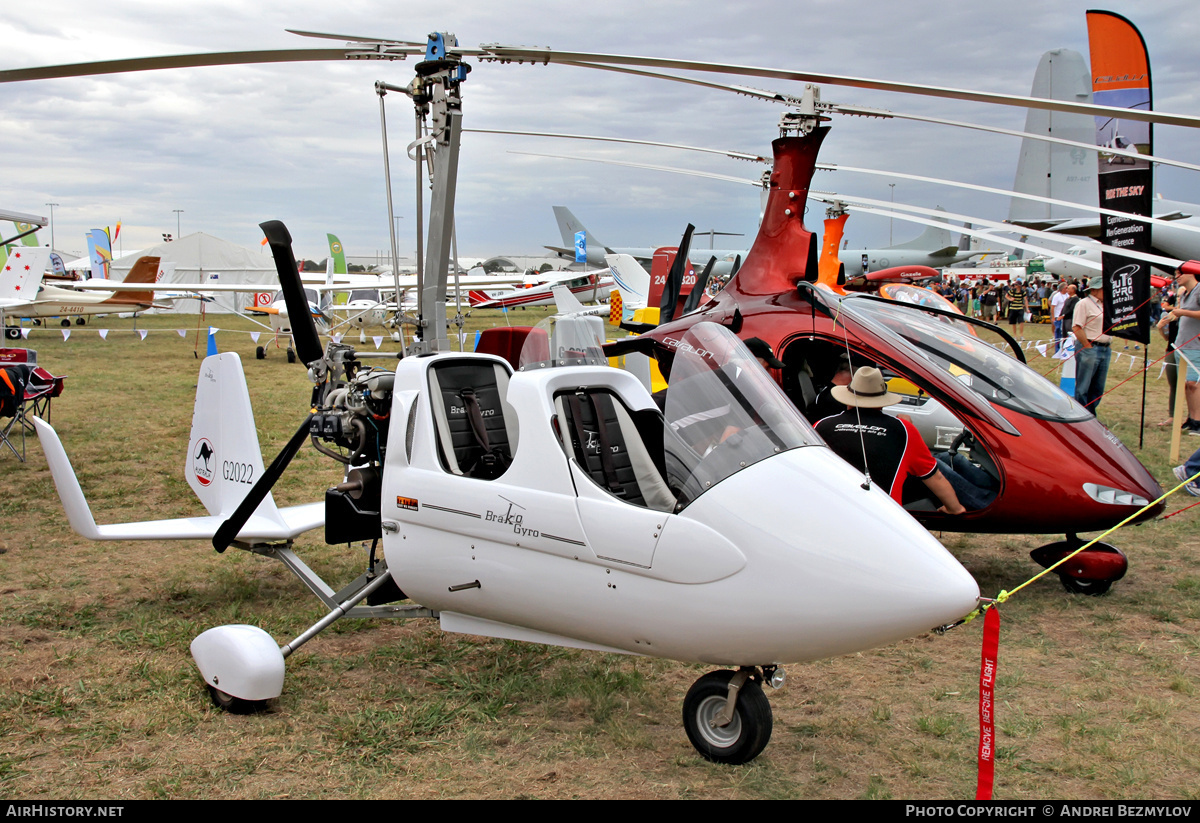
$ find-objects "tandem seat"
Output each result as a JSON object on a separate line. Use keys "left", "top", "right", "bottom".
{"left": 554, "top": 387, "right": 675, "bottom": 513}
{"left": 428, "top": 359, "right": 519, "bottom": 480}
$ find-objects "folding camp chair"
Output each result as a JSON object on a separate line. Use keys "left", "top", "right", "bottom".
{"left": 0, "top": 363, "right": 33, "bottom": 461}
{"left": 26, "top": 367, "right": 66, "bottom": 421}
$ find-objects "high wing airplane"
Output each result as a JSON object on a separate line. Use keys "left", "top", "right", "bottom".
{"left": 1, "top": 251, "right": 167, "bottom": 337}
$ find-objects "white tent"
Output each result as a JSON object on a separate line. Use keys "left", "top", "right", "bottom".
{"left": 110, "top": 232, "right": 279, "bottom": 314}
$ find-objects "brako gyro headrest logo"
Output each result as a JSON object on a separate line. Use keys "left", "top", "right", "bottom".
{"left": 193, "top": 438, "right": 215, "bottom": 486}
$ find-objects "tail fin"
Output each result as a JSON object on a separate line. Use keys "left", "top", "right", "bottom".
{"left": 888, "top": 207, "right": 953, "bottom": 251}
{"left": 0, "top": 247, "right": 49, "bottom": 302}
{"left": 326, "top": 233, "right": 348, "bottom": 275}
{"left": 1009, "top": 49, "right": 1097, "bottom": 222}
{"left": 111, "top": 256, "right": 160, "bottom": 304}
{"left": 553, "top": 207, "right": 606, "bottom": 261}
{"left": 604, "top": 253, "right": 651, "bottom": 324}
{"left": 188, "top": 353, "right": 275, "bottom": 518}
{"left": 35, "top": 352, "right": 322, "bottom": 542}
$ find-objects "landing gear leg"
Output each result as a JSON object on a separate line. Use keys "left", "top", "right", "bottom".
{"left": 682, "top": 667, "right": 774, "bottom": 764}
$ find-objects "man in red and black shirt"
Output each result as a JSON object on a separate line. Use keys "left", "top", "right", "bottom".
{"left": 815, "top": 367, "right": 966, "bottom": 514}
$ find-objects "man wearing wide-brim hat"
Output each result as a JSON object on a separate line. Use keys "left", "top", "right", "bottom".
{"left": 815, "top": 367, "right": 966, "bottom": 514}
{"left": 1071, "top": 274, "right": 1111, "bottom": 413}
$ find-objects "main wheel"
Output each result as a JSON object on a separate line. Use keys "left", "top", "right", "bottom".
{"left": 3, "top": 327, "right": 18, "bottom": 340}
{"left": 1059, "top": 574, "right": 1112, "bottom": 596}
{"left": 60, "top": 318, "right": 71, "bottom": 327}
{"left": 683, "top": 670, "right": 773, "bottom": 765}
{"left": 255, "top": 346, "right": 266, "bottom": 360}
{"left": 286, "top": 348, "right": 296, "bottom": 364}
{"left": 207, "top": 685, "right": 268, "bottom": 715}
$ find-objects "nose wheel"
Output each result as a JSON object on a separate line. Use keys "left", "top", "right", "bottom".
{"left": 682, "top": 668, "right": 774, "bottom": 764}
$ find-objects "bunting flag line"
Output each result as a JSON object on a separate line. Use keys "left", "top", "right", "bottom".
{"left": 98, "top": 329, "right": 108, "bottom": 340}
{"left": 138, "top": 330, "right": 148, "bottom": 341}
{"left": 372, "top": 335, "right": 383, "bottom": 350}
{"left": 62, "top": 329, "right": 70, "bottom": 341}
{"left": 250, "top": 332, "right": 261, "bottom": 344}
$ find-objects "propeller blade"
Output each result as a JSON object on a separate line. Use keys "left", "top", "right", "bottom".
{"left": 259, "top": 220, "right": 324, "bottom": 367}
{"left": 682, "top": 257, "right": 716, "bottom": 315}
{"left": 730, "top": 254, "right": 742, "bottom": 278}
{"left": 212, "top": 414, "right": 315, "bottom": 553}
{"left": 660, "top": 224, "right": 694, "bottom": 325}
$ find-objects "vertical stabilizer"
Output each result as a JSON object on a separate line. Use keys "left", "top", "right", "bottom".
{"left": 326, "top": 234, "right": 348, "bottom": 275}
{"left": 888, "top": 207, "right": 953, "bottom": 251}
{"left": 187, "top": 353, "right": 283, "bottom": 524}
{"left": 553, "top": 207, "right": 606, "bottom": 263}
{"left": 0, "top": 247, "right": 49, "bottom": 302}
{"left": 1009, "top": 49, "right": 1097, "bottom": 222}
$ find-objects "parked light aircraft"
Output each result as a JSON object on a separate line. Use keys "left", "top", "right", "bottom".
{"left": 11, "top": 26, "right": 1193, "bottom": 764}
{"left": 1, "top": 251, "right": 166, "bottom": 337}
{"left": 467, "top": 267, "right": 614, "bottom": 310}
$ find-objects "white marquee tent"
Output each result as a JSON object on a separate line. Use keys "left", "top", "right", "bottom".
{"left": 110, "top": 232, "right": 280, "bottom": 314}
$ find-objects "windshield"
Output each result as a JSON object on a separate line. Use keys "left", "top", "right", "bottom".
{"left": 842, "top": 297, "right": 1091, "bottom": 422}
{"left": 349, "top": 289, "right": 380, "bottom": 303}
{"left": 518, "top": 313, "right": 608, "bottom": 370}
{"left": 663, "top": 323, "right": 823, "bottom": 505}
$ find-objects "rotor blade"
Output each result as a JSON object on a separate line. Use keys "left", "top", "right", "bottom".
{"left": 212, "top": 414, "right": 314, "bottom": 554}
{"left": 470, "top": 128, "right": 767, "bottom": 163}
{"left": 260, "top": 220, "right": 324, "bottom": 367}
{"left": 812, "top": 192, "right": 1183, "bottom": 270}
{"left": 683, "top": 257, "right": 716, "bottom": 315}
{"left": 478, "top": 46, "right": 1200, "bottom": 128}
{"left": 829, "top": 104, "right": 1200, "bottom": 175}
{"left": 0, "top": 48, "right": 418, "bottom": 84}
{"left": 816, "top": 162, "right": 1200, "bottom": 238}
{"left": 509, "top": 151, "right": 764, "bottom": 188}
{"left": 660, "top": 224, "right": 694, "bottom": 325}
{"left": 285, "top": 29, "right": 428, "bottom": 47}
{"left": 554, "top": 62, "right": 1200, "bottom": 173}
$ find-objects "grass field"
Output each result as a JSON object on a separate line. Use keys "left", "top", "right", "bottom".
{"left": 0, "top": 309, "right": 1197, "bottom": 799}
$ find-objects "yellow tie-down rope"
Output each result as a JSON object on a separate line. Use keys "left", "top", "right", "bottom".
{"left": 940, "top": 468, "right": 1200, "bottom": 631}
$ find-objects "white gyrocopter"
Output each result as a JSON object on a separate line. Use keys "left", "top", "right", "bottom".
{"left": 36, "top": 219, "right": 979, "bottom": 764}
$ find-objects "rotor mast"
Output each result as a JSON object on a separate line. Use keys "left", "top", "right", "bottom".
{"left": 412, "top": 32, "right": 469, "bottom": 354}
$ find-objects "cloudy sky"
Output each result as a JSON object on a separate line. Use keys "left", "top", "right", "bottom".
{"left": 2, "top": 0, "right": 1198, "bottom": 264}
